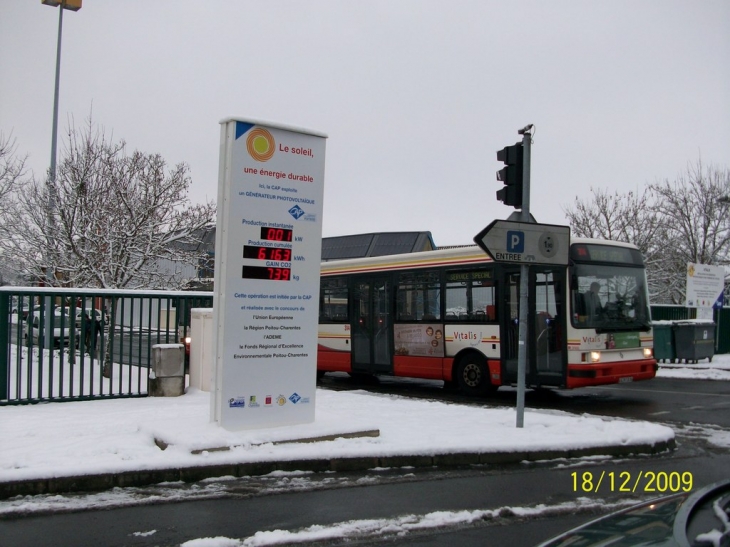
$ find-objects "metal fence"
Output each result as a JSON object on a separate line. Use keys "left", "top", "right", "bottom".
{"left": 3, "top": 294, "right": 724, "bottom": 404}
{"left": 0, "top": 287, "right": 212, "bottom": 405}
{"left": 718, "top": 308, "right": 730, "bottom": 354}
{"left": 650, "top": 305, "right": 696, "bottom": 322}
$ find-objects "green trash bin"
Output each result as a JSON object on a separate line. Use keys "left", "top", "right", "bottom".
{"left": 672, "top": 321, "right": 715, "bottom": 364}
{"left": 652, "top": 322, "right": 675, "bottom": 363}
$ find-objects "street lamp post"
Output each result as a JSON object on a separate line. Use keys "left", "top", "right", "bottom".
{"left": 41, "top": 0, "right": 81, "bottom": 347}
{"left": 42, "top": 0, "right": 81, "bottom": 222}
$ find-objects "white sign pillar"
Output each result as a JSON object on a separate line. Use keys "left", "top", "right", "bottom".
{"left": 212, "top": 118, "right": 327, "bottom": 430}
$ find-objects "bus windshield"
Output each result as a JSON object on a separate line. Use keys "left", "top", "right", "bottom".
{"left": 570, "top": 263, "right": 651, "bottom": 332}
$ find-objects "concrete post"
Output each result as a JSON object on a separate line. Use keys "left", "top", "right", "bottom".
{"left": 149, "top": 344, "right": 185, "bottom": 397}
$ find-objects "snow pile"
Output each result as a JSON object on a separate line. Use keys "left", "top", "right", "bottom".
{"left": 1, "top": 354, "right": 727, "bottom": 484}
{"left": 178, "top": 497, "right": 640, "bottom": 547}
{"left": 0, "top": 387, "right": 673, "bottom": 483}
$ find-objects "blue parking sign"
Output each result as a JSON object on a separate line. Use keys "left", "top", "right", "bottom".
{"left": 507, "top": 230, "right": 524, "bottom": 253}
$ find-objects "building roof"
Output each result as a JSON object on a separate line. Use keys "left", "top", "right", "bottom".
{"left": 321, "top": 232, "right": 436, "bottom": 261}
{"left": 180, "top": 230, "right": 436, "bottom": 291}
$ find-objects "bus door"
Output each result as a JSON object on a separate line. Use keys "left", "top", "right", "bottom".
{"left": 533, "top": 267, "right": 566, "bottom": 386}
{"left": 501, "top": 267, "right": 567, "bottom": 387}
{"left": 350, "top": 276, "right": 393, "bottom": 375}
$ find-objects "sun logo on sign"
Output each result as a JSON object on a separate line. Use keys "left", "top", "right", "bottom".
{"left": 246, "top": 128, "right": 275, "bottom": 162}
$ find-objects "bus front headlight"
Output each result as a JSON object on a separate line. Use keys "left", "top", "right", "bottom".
{"left": 643, "top": 348, "right": 653, "bottom": 359}
{"left": 590, "top": 351, "right": 601, "bottom": 363}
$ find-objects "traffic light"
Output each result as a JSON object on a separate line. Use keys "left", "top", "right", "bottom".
{"left": 496, "top": 142, "right": 524, "bottom": 208}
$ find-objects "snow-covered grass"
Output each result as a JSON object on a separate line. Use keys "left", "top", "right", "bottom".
{"left": 0, "top": 354, "right": 727, "bottom": 485}
{"left": 656, "top": 354, "right": 730, "bottom": 380}
{"left": 0, "top": 386, "right": 676, "bottom": 484}
{"left": 0, "top": 355, "right": 727, "bottom": 546}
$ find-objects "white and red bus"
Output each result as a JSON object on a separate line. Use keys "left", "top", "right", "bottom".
{"left": 317, "top": 238, "right": 656, "bottom": 394}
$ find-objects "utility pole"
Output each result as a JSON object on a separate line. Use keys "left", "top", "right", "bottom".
{"left": 41, "top": 0, "right": 82, "bottom": 346}
{"left": 476, "top": 125, "right": 569, "bottom": 428}
{"left": 515, "top": 124, "right": 533, "bottom": 428}
{"left": 43, "top": 0, "right": 82, "bottom": 255}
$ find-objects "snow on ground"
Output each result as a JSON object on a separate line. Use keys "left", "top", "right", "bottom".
{"left": 0, "top": 355, "right": 727, "bottom": 546}
{"left": 656, "top": 357, "right": 730, "bottom": 380}
{"left": 0, "top": 355, "right": 727, "bottom": 485}
{"left": 0, "top": 355, "right": 730, "bottom": 481}
{"left": 179, "top": 496, "right": 642, "bottom": 547}
{"left": 0, "top": 387, "right": 672, "bottom": 484}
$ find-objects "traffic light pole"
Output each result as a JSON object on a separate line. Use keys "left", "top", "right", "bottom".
{"left": 515, "top": 125, "right": 533, "bottom": 428}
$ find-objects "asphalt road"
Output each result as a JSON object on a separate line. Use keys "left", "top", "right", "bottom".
{"left": 320, "top": 372, "right": 730, "bottom": 428}
{"left": 1, "top": 376, "right": 728, "bottom": 547}
{"left": 526, "top": 376, "right": 730, "bottom": 428}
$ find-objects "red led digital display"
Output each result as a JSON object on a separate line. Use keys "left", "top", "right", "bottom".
{"left": 242, "top": 265, "right": 291, "bottom": 281}
{"left": 570, "top": 244, "right": 641, "bottom": 265}
{"left": 260, "top": 227, "right": 293, "bottom": 242}
{"left": 243, "top": 245, "right": 292, "bottom": 262}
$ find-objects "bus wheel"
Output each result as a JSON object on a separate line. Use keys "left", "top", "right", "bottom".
{"left": 456, "top": 354, "right": 491, "bottom": 396}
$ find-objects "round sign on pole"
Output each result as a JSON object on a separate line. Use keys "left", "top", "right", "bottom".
{"left": 538, "top": 232, "right": 559, "bottom": 259}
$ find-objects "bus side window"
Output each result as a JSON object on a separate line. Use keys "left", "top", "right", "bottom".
{"left": 446, "top": 269, "right": 496, "bottom": 322}
{"left": 472, "top": 281, "right": 496, "bottom": 323}
{"left": 396, "top": 271, "right": 441, "bottom": 322}
{"left": 320, "top": 277, "right": 348, "bottom": 323}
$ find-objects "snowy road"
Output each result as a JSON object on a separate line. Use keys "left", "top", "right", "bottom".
{"left": 1, "top": 373, "right": 728, "bottom": 547}
{"left": 1, "top": 426, "right": 728, "bottom": 547}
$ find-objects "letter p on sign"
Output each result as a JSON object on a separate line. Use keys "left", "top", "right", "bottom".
{"left": 507, "top": 230, "right": 524, "bottom": 253}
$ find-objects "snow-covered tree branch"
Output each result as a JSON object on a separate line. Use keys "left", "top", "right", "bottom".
{"left": 648, "top": 159, "right": 730, "bottom": 303}
{"left": 563, "top": 159, "right": 730, "bottom": 304}
{"left": 0, "top": 132, "right": 27, "bottom": 218}
{"left": 0, "top": 119, "right": 216, "bottom": 290}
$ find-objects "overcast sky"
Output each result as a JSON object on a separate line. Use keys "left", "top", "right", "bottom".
{"left": 2, "top": 1, "right": 728, "bottom": 246}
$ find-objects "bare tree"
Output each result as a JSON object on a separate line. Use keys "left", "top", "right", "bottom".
{"left": 0, "top": 120, "right": 216, "bottom": 376}
{"left": 0, "top": 133, "right": 30, "bottom": 284}
{"left": 562, "top": 186, "right": 667, "bottom": 301}
{"left": 563, "top": 160, "right": 730, "bottom": 305}
{"left": 0, "top": 132, "right": 28, "bottom": 219}
{"left": 648, "top": 159, "right": 730, "bottom": 304}
{"left": 0, "top": 119, "right": 215, "bottom": 290}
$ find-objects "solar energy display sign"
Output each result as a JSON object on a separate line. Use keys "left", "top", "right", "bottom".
{"left": 212, "top": 118, "right": 327, "bottom": 430}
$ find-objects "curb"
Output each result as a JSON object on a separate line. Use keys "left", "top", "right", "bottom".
{"left": 0, "top": 438, "right": 675, "bottom": 500}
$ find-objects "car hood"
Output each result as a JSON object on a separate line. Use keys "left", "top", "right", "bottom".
{"left": 537, "top": 479, "right": 730, "bottom": 547}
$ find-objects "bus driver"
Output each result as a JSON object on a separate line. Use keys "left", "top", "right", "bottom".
{"left": 585, "top": 282, "right": 604, "bottom": 317}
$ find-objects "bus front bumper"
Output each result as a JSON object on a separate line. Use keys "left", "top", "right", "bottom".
{"left": 567, "top": 359, "right": 658, "bottom": 389}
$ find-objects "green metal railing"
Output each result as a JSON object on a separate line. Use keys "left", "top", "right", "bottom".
{"left": 0, "top": 287, "right": 212, "bottom": 405}
{"left": 650, "top": 305, "right": 696, "bottom": 322}
{"left": 716, "top": 307, "right": 730, "bottom": 354}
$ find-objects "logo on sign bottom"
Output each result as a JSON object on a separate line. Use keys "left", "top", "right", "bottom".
{"left": 229, "top": 397, "right": 246, "bottom": 408}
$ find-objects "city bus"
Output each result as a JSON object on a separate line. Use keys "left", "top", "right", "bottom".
{"left": 317, "top": 238, "right": 656, "bottom": 395}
